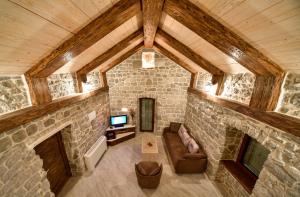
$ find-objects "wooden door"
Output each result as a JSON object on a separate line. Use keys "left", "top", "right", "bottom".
{"left": 34, "top": 132, "right": 71, "bottom": 195}
{"left": 139, "top": 98, "right": 155, "bottom": 132}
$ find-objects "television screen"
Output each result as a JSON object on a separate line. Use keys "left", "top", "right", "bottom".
{"left": 110, "top": 115, "right": 127, "bottom": 126}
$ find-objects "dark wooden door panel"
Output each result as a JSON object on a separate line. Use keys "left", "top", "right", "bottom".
{"left": 139, "top": 98, "right": 155, "bottom": 132}
{"left": 34, "top": 132, "right": 71, "bottom": 195}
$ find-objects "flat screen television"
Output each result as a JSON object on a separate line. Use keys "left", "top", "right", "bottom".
{"left": 110, "top": 115, "right": 127, "bottom": 127}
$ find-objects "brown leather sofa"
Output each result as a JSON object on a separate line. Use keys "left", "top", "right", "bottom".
{"left": 163, "top": 122, "right": 207, "bottom": 173}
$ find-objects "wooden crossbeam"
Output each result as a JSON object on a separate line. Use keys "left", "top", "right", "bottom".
{"left": 142, "top": 0, "right": 165, "bottom": 48}
{"left": 77, "top": 29, "right": 143, "bottom": 76}
{"left": 188, "top": 87, "right": 300, "bottom": 137}
{"left": 101, "top": 42, "right": 144, "bottom": 72}
{"left": 156, "top": 29, "right": 223, "bottom": 76}
{"left": 0, "top": 87, "right": 109, "bottom": 133}
{"left": 25, "top": 75, "right": 52, "bottom": 105}
{"left": 163, "top": 0, "right": 283, "bottom": 76}
{"left": 153, "top": 42, "right": 196, "bottom": 73}
{"left": 26, "top": 0, "right": 141, "bottom": 78}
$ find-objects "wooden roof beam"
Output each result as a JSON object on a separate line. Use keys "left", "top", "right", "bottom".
{"left": 142, "top": 0, "right": 165, "bottom": 48}
{"left": 101, "top": 42, "right": 144, "bottom": 72}
{"left": 163, "top": 0, "right": 285, "bottom": 111}
{"left": 153, "top": 42, "right": 196, "bottom": 73}
{"left": 26, "top": 0, "right": 141, "bottom": 78}
{"left": 156, "top": 29, "right": 224, "bottom": 76}
{"left": 163, "top": 0, "right": 283, "bottom": 76}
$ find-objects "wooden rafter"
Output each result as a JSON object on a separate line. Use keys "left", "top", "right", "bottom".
{"left": 101, "top": 42, "right": 144, "bottom": 72}
{"left": 142, "top": 0, "right": 165, "bottom": 48}
{"left": 156, "top": 29, "right": 223, "bottom": 76}
{"left": 163, "top": 0, "right": 285, "bottom": 111}
{"left": 77, "top": 29, "right": 143, "bottom": 76}
{"left": 26, "top": 0, "right": 141, "bottom": 78}
{"left": 153, "top": 42, "right": 196, "bottom": 73}
{"left": 163, "top": 0, "right": 283, "bottom": 76}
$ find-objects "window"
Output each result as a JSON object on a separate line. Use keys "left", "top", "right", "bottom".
{"left": 221, "top": 134, "right": 270, "bottom": 193}
{"left": 237, "top": 134, "right": 270, "bottom": 177}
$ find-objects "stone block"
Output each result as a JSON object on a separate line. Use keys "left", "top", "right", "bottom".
{"left": 0, "top": 137, "right": 12, "bottom": 153}
{"left": 26, "top": 124, "right": 38, "bottom": 136}
{"left": 12, "top": 130, "right": 27, "bottom": 143}
{"left": 43, "top": 119, "right": 55, "bottom": 127}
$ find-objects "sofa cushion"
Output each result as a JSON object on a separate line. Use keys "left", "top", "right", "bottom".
{"left": 164, "top": 132, "right": 187, "bottom": 162}
{"left": 136, "top": 161, "right": 161, "bottom": 176}
{"left": 187, "top": 139, "right": 199, "bottom": 154}
{"left": 178, "top": 124, "right": 186, "bottom": 137}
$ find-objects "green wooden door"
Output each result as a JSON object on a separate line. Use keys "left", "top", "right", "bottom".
{"left": 139, "top": 98, "right": 155, "bottom": 132}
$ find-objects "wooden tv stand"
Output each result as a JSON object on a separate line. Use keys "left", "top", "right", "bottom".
{"left": 106, "top": 125, "right": 136, "bottom": 146}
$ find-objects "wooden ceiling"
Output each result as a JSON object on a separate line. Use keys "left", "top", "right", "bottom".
{"left": 0, "top": 0, "right": 299, "bottom": 76}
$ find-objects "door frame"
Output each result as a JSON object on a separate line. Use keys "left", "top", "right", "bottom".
{"left": 34, "top": 131, "right": 71, "bottom": 195}
{"left": 139, "top": 97, "right": 155, "bottom": 132}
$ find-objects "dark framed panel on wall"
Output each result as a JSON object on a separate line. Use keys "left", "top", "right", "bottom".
{"left": 139, "top": 98, "right": 155, "bottom": 132}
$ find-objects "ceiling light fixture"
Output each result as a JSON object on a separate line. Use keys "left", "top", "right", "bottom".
{"left": 142, "top": 52, "right": 155, "bottom": 68}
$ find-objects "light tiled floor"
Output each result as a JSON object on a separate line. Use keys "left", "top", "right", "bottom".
{"left": 58, "top": 133, "right": 223, "bottom": 197}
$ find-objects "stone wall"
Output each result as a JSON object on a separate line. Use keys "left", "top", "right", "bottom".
{"left": 0, "top": 90, "right": 110, "bottom": 196}
{"left": 184, "top": 92, "right": 300, "bottom": 196}
{"left": 47, "top": 73, "right": 77, "bottom": 99}
{"left": 0, "top": 75, "right": 30, "bottom": 115}
{"left": 107, "top": 49, "right": 191, "bottom": 133}
{"left": 221, "top": 73, "right": 255, "bottom": 104}
{"left": 276, "top": 72, "right": 300, "bottom": 118}
{"left": 196, "top": 72, "right": 217, "bottom": 94}
{"left": 82, "top": 71, "right": 102, "bottom": 92}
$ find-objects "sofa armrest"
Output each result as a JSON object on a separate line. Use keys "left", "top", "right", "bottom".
{"left": 170, "top": 122, "right": 182, "bottom": 132}
{"left": 163, "top": 127, "right": 171, "bottom": 136}
{"left": 183, "top": 153, "right": 207, "bottom": 160}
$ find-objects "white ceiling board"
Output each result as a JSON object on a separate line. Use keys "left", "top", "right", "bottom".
{"left": 160, "top": 13, "right": 250, "bottom": 74}
{"left": 10, "top": 0, "right": 90, "bottom": 33}
{"left": 0, "top": 0, "right": 72, "bottom": 75}
{"left": 95, "top": 37, "right": 144, "bottom": 72}
{"left": 155, "top": 37, "right": 205, "bottom": 73}
{"left": 191, "top": 0, "right": 300, "bottom": 73}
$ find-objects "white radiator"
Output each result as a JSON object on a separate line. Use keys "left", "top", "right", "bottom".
{"left": 84, "top": 136, "right": 107, "bottom": 172}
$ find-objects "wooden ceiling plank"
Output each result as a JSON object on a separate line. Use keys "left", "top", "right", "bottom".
{"left": 26, "top": 0, "right": 141, "bottom": 78}
{"left": 77, "top": 29, "right": 143, "bottom": 75}
{"left": 153, "top": 42, "right": 196, "bottom": 73}
{"left": 163, "top": 0, "right": 284, "bottom": 76}
{"left": 156, "top": 29, "right": 224, "bottom": 75}
{"left": 101, "top": 42, "right": 144, "bottom": 72}
{"left": 142, "top": 0, "right": 165, "bottom": 48}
